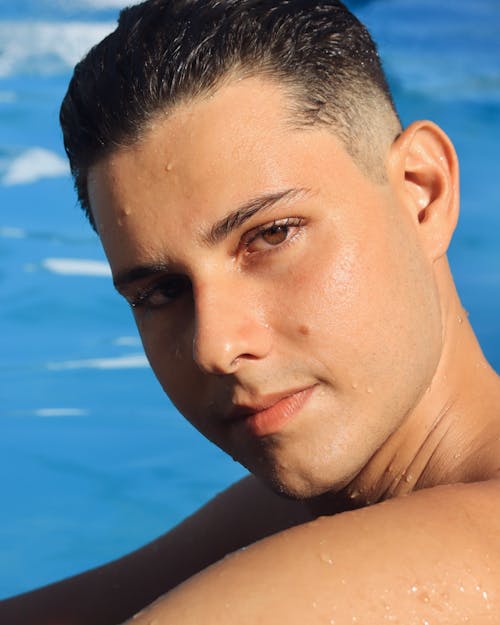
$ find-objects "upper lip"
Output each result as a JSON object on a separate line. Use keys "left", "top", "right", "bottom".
{"left": 226, "top": 385, "right": 315, "bottom": 421}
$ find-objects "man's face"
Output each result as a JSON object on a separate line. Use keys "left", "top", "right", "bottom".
{"left": 88, "top": 77, "right": 443, "bottom": 498}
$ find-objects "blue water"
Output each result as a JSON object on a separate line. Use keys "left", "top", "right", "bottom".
{"left": 0, "top": 0, "right": 499, "bottom": 599}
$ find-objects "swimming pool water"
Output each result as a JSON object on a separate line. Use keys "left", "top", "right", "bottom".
{"left": 1, "top": 0, "right": 499, "bottom": 598}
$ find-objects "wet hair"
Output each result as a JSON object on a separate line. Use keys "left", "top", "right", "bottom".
{"left": 60, "top": 0, "right": 401, "bottom": 230}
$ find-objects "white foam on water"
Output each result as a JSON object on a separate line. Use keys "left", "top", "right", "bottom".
{"left": 2, "top": 148, "right": 69, "bottom": 185}
{"left": 42, "top": 258, "right": 112, "bottom": 277}
{"left": 34, "top": 408, "right": 89, "bottom": 417}
{"left": 0, "top": 226, "right": 26, "bottom": 239}
{"left": 113, "top": 336, "right": 142, "bottom": 346}
{"left": 0, "top": 20, "right": 116, "bottom": 78}
{"left": 47, "top": 353, "right": 149, "bottom": 370}
{"left": 0, "top": 90, "right": 16, "bottom": 103}
{"left": 58, "top": 0, "right": 131, "bottom": 8}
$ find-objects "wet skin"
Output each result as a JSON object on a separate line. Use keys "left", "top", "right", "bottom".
{"left": 85, "top": 76, "right": 500, "bottom": 624}
{"left": 2, "top": 76, "right": 498, "bottom": 625}
{"left": 88, "top": 77, "right": 460, "bottom": 502}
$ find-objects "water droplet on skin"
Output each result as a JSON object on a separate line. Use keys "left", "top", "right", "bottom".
{"left": 404, "top": 473, "right": 413, "bottom": 484}
{"left": 482, "top": 591, "right": 489, "bottom": 601}
{"left": 351, "top": 381, "right": 358, "bottom": 389}
{"left": 458, "top": 315, "right": 463, "bottom": 324}
{"left": 386, "top": 463, "right": 396, "bottom": 476}
{"left": 165, "top": 162, "right": 173, "bottom": 172}
{"left": 418, "top": 592, "right": 430, "bottom": 603}
{"left": 366, "top": 386, "right": 373, "bottom": 394}
{"left": 320, "top": 552, "right": 334, "bottom": 565}
{"left": 410, "top": 585, "right": 418, "bottom": 594}
{"left": 459, "top": 585, "right": 465, "bottom": 593}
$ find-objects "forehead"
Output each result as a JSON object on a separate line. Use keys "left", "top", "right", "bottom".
{"left": 90, "top": 77, "right": 310, "bottom": 205}
{"left": 88, "top": 77, "right": 377, "bottom": 268}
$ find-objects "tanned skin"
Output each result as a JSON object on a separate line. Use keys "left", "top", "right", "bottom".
{"left": 2, "top": 77, "right": 499, "bottom": 625}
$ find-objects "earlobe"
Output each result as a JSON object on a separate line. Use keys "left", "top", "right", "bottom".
{"left": 387, "top": 120, "right": 460, "bottom": 260}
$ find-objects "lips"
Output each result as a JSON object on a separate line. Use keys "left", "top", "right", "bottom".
{"left": 228, "top": 385, "right": 317, "bottom": 437}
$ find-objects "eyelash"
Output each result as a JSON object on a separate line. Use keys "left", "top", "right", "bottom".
{"left": 129, "top": 276, "right": 190, "bottom": 310}
{"left": 241, "top": 217, "right": 305, "bottom": 254}
{"left": 129, "top": 217, "right": 305, "bottom": 310}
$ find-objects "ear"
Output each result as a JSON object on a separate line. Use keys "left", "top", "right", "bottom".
{"left": 387, "top": 120, "right": 460, "bottom": 261}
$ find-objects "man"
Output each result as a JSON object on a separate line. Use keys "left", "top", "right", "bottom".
{"left": 1, "top": 0, "right": 499, "bottom": 623}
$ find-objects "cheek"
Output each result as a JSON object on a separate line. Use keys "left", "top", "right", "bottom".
{"left": 136, "top": 314, "right": 203, "bottom": 415}
{"left": 270, "top": 238, "right": 366, "bottom": 356}
{"left": 274, "top": 221, "right": 441, "bottom": 395}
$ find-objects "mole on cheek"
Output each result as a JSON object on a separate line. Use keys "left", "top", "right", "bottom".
{"left": 298, "top": 324, "right": 310, "bottom": 336}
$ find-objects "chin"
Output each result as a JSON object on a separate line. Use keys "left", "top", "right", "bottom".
{"left": 231, "top": 436, "right": 357, "bottom": 501}
{"left": 252, "top": 459, "right": 353, "bottom": 502}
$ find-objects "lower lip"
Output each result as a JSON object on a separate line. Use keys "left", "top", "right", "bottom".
{"left": 242, "top": 386, "right": 316, "bottom": 437}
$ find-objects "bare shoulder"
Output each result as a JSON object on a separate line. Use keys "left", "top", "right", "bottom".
{"left": 0, "top": 476, "right": 310, "bottom": 625}
{"left": 128, "top": 480, "right": 500, "bottom": 625}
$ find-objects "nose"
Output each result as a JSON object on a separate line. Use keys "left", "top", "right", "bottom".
{"left": 192, "top": 280, "right": 272, "bottom": 375}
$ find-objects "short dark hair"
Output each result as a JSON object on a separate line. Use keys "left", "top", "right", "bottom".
{"left": 60, "top": 0, "right": 401, "bottom": 230}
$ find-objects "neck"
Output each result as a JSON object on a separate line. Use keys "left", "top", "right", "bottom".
{"left": 308, "top": 258, "right": 500, "bottom": 517}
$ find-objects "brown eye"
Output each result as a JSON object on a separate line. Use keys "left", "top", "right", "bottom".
{"left": 243, "top": 217, "right": 304, "bottom": 254}
{"left": 261, "top": 224, "right": 289, "bottom": 245}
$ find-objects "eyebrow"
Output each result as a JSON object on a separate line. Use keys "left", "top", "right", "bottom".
{"left": 113, "top": 187, "right": 310, "bottom": 292}
{"left": 113, "top": 261, "right": 172, "bottom": 293}
{"left": 201, "top": 187, "right": 310, "bottom": 246}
